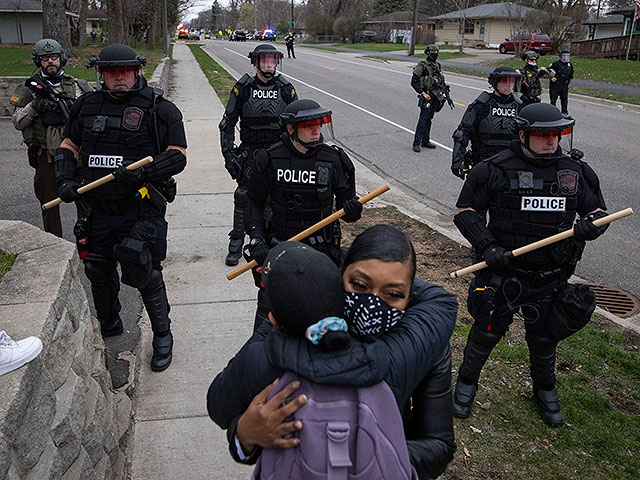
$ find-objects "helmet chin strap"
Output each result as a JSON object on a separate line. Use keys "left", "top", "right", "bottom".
{"left": 290, "top": 127, "right": 323, "bottom": 148}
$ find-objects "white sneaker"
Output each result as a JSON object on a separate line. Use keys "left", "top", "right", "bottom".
{"left": 0, "top": 330, "right": 43, "bottom": 376}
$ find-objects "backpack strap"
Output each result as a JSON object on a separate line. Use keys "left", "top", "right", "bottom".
{"left": 327, "top": 422, "right": 352, "bottom": 480}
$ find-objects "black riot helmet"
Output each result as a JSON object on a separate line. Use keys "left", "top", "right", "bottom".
{"left": 513, "top": 103, "right": 575, "bottom": 158}
{"left": 279, "top": 99, "right": 333, "bottom": 148}
{"left": 88, "top": 44, "right": 147, "bottom": 94}
{"left": 248, "top": 44, "right": 284, "bottom": 79}
{"left": 424, "top": 44, "right": 439, "bottom": 61}
{"left": 488, "top": 65, "right": 523, "bottom": 89}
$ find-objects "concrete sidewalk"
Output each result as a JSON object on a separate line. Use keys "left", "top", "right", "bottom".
{"left": 129, "top": 43, "right": 254, "bottom": 479}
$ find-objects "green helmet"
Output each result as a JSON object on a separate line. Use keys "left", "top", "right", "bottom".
{"left": 32, "top": 39, "right": 66, "bottom": 67}
{"left": 424, "top": 44, "right": 439, "bottom": 56}
{"left": 523, "top": 50, "right": 540, "bottom": 61}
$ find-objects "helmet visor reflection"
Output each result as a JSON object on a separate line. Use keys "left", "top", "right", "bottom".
{"left": 295, "top": 115, "right": 332, "bottom": 129}
{"left": 529, "top": 127, "right": 573, "bottom": 138}
{"left": 99, "top": 66, "right": 139, "bottom": 75}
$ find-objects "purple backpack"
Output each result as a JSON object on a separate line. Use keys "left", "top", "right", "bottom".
{"left": 252, "top": 371, "right": 418, "bottom": 480}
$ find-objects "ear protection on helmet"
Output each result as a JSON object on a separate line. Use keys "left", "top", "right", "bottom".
{"left": 32, "top": 49, "right": 67, "bottom": 68}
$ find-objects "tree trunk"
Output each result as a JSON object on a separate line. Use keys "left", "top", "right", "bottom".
{"left": 107, "top": 0, "right": 127, "bottom": 44}
{"left": 42, "top": 0, "right": 73, "bottom": 55}
{"left": 78, "top": 0, "right": 87, "bottom": 48}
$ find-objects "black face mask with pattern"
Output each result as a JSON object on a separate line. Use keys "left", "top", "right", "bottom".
{"left": 344, "top": 292, "right": 405, "bottom": 338}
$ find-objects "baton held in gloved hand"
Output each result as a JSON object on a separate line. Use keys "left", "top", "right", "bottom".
{"left": 226, "top": 184, "right": 391, "bottom": 280}
{"left": 449, "top": 208, "right": 634, "bottom": 279}
{"left": 42, "top": 156, "right": 153, "bottom": 210}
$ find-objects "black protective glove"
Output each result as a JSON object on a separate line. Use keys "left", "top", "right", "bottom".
{"left": 58, "top": 180, "right": 81, "bottom": 203}
{"left": 244, "top": 237, "right": 270, "bottom": 266}
{"left": 224, "top": 152, "right": 242, "bottom": 180}
{"left": 113, "top": 165, "right": 145, "bottom": 187}
{"left": 341, "top": 197, "right": 363, "bottom": 223}
{"left": 451, "top": 155, "right": 466, "bottom": 180}
{"left": 482, "top": 244, "right": 512, "bottom": 269}
{"left": 573, "top": 211, "right": 609, "bottom": 241}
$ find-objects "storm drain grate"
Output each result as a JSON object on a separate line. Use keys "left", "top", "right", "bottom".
{"left": 582, "top": 282, "right": 640, "bottom": 319}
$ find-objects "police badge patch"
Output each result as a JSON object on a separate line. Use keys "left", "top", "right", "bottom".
{"left": 557, "top": 169, "right": 578, "bottom": 195}
{"left": 123, "top": 107, "right": 144, "bottom": 131}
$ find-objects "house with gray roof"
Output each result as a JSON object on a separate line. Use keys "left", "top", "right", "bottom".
{"left": 0, "top": 0, "right": 77, "bottom": 44}
{"left": 582, "top": 14, "right": 625, "bottom": 40}
{"left": 428, "top": 2, "right": 563, "bottom": 48}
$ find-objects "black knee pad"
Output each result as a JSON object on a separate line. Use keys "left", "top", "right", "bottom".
{"left": 84, "top": 259, "right": 117, "bottom": 284}
{"left": 138, "top": 268, "right": 164, "bottom": 293}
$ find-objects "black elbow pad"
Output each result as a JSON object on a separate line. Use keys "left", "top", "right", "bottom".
{"left": 453, "top": 210, "right": 496, "bottom": 253}
{"left": 53, "top": 147, "right": 77, "bottom": 186}
{"left": 145, "top": 150, "right": 187, "bottom": 181}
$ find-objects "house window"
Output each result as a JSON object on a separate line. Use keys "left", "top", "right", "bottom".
{"left": 458, "top": 20, "right": 474, "bottom": 35}
{"left": 436, "top": 20, "right": 444, "bottom": 30}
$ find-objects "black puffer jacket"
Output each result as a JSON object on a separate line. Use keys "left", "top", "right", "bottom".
{"left": 207, "top": 279, "right": 458, "bottom": 477}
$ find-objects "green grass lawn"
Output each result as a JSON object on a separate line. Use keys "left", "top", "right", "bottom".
{"left": 490, "top": 56, "right": 640, "bottom": 88}
{"left": 329, "top": 42, "right": 458, "bottom": 52}
{"left": 0, "top": 251, "right": 16, "bottom": 283}
{"left": 0, "top": 44, "right": 166, "bottom": 82}
{"left": 186, "top": 44, "right": 237, "bottom": 101}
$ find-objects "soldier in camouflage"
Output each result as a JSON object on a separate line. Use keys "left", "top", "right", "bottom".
{"left": 10, "top": 39, "right": 92, "bottom": 237}
{"left": 518, "top": 51, "right": 553, "bottom": 106}
{"left": 411, "top": 44, "right": 449, "bottom": 152}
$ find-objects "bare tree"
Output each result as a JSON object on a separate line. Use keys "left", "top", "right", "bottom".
{"left": 449, "top": 0, "right": 471, "bottom": 53}
{"left": 43, "top": 0, "right": 73, "bottom": 53}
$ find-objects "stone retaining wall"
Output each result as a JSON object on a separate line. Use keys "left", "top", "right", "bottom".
{"left": 0, "top": 57, "right": 170, "bottom": 118}
{"left": 0, "top": 221, "right": 133, "bottom": 479}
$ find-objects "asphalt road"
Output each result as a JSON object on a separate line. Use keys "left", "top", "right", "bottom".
{"left": 204, "top": 40, "right": 640, "bottom": 299}
{"left": 0, "top": 118, "right": 141, "bottom": 388}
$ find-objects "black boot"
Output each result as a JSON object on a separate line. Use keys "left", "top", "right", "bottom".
{"left": 227, "top": 186, "right": 247, "bottom": 266}
{"left": 100, "top": 315, "right": 124, "bottom": 337}
{"left": 453, "top": 326, "right": 502, "bottom": 418}
{"left": 151, "top": 332, "right": 173, "bottom": 372}
{"left": 140, "top": 270, "right": 173, "bottom": 372}
{"left": 527, "top": 334, "right": 562, "bottom": 427}
{"left": 226, "top": 236, "right": 243, "bottom": 266}
{"left": 421, "top": 140, "right": 437, "bottom": 149}
{"left": 412, "top": 144, "right": 421, "bottom": 153}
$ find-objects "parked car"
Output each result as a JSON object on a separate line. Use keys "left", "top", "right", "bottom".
{"left": 499, "top": 33, "right": 552, "bottom": 55}
{"left": 262, "top": 29, "right": 276, "bottom": 41}
{"left": 177, "top": 28, "right": 189, "bottom": 40}
{"left": 230, "top": 30, "right": 247, "bottom": 42}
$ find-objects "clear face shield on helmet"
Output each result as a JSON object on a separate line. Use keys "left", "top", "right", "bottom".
{"left": 524, "top": 126, "right": 574, "bottom": 158}
{"left": 291, "top": 114, "right": 335, "bottom": 147}
{"left": 496, "top": 75, "right": 521, "bottom": 95}
{"left": 560, "top": 53, "right": 570, "bottom": 63}
{"left": 257, "top": 53, "right": 281, "bottom": 78}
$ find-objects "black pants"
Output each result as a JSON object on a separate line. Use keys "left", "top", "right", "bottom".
{"left": 34, "top": 151, "right": 63, "bottom": 237}
{"left": 549, "top": 83, "right": 569, "bottom": 115}
{"left": 286, "top": 44, "right": 295, "bottom": 58}
{"left": 413, "top": 101, "right": 437, "bottom": 147}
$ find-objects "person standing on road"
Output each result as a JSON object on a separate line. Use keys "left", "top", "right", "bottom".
{"left": 450, "top": 66, "right": 523, "bottom": 179}
{"left": 219, "top": 44, "right": 298, "bottom": 266}
{"left": 549, "top": 48, "right": 574, "bottom": 115}
{"left": 451, "top": 103, "right": 608, "bottom": 428}
{"left": 54, "top": 44, "right": 187, "bottom": 372}
{"left": 10, "top": 38, "right": 93, "bottom": 237}
{"left": 243, "top": 99, "right": 363, "bottom": 330}
{"left": 411, "top": 44, "right": 449, "bottom": 152}
{"left": 518, "top": 50, "right": 552, "bottom": 106}
{"left": 284, "top": 32, "right": 296, "bottom": 59}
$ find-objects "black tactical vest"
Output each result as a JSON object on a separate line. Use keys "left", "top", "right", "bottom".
{"left": 472, "top": 92, "right": 521, "bottom": 164}
{"left": 79, "top": 87, "right": 159, "bottom": 203}
{"left": 488, "top": 150, "right": 581, "bottom": 266}
{"left": 240, "top": 78, "right": 289, "bottom": 148}
{"left": 268, "top": 143, "right": 337, "bottom": 241}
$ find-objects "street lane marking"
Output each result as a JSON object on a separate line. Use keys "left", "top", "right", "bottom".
{"left": 224, "top": 47, "right": 454, "bottom": 152}
{"left": 321, "top": 65, "right": 337, "bottom": 70}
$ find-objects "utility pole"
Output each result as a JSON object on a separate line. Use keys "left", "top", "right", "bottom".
{"left": 162, "top": 0, "right": 169, "bottom": 56}
{"left": 408, "top": 0, "right": 419, "bottom": 56}
{"left": 291, "top": 0, "right": 294, "bottom": 31}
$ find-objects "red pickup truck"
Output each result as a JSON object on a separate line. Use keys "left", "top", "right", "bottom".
{"left": 499, "top": 33, "right": 553, "bottom": 55}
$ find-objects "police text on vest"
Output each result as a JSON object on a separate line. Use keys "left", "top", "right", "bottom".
{"left": 252, "top": 89, "right": 278, "bottom": 99}
{"left": 88, "top": 155, "right": 124, "bottom": 168}
{"left": 521, "top": 196, "right": 566, "bottom": 211}
{"left": 277, "top": 169, "right": 317, "bottom": 184}
{"left": 491, "top": 107, "right": 517, "bottom": 117}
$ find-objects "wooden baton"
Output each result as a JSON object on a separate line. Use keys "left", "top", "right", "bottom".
{"left": 226, "top": 184, "right": 391, "bottom": 281}
{"left": 42, "top": 156, "right": 154, "bottom": 210}
{"left": 450, "top": 207, "right": 634, "bottom": 279}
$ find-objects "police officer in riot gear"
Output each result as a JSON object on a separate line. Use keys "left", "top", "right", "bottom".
{"left": 244, "top": 99, "right": 362, "bottom": 330}
{"left": 219, "top": 44, "right": 298, "bottom": 266}
{"left": 549, "top": 48, "right": 574, "bottom": 115}
{"left": 451, "top": 103, "right": 608, "bottom": 427}
{"left": 518, "top": 51, "right": 552, "bottom": 106}
{"left": 54, "top": 43, "right": 187, "bottom": 372}
{"left": 451, "top": 66, "right": 523, "bottom": 179}
{"left": 11, "top": 38, "right": 92, "bottom": 237}
{"left": 411, "top": 44, "right": 450, "bottom": 152}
